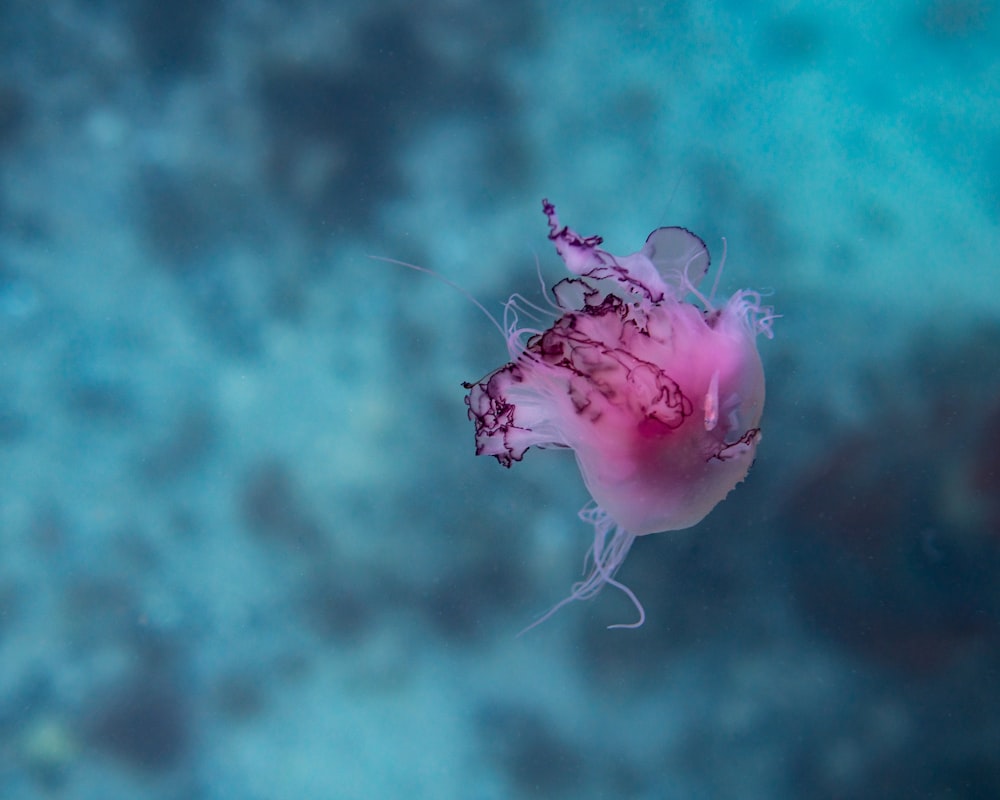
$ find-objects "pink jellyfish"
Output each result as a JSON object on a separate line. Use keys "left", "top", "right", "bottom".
{"left": 464, "top": 200, "right": 775, "bottom": 629}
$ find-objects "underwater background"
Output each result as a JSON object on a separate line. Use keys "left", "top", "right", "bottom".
{"left": 1, "top": 0, "right": 999, "bottom": 797}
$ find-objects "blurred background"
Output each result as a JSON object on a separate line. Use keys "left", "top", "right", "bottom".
{"left": 0, "top": 0, "right": 998, "bottom": 797}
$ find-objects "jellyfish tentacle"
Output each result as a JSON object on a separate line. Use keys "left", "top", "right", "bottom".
{"left": 517, "top": 506, "right": 641, "bottom": 635}
{"left": 604, "top": 578, "right": 646, "bottom": 630}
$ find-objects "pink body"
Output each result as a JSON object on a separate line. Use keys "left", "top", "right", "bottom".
{"left": 464, "top": 201, "right": 774, "bottom": 627}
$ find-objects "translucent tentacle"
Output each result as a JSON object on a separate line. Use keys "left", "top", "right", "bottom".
{"left": 518, "top": 504, "right": 643, "bottom": 635}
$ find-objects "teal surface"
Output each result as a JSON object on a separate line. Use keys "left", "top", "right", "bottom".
{"left": 0, "top": 1, "right": 998, "bottom": 797}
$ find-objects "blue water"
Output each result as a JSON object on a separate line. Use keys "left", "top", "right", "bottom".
{"left": 1, "top": 1, "right": 998, "bottom": 797}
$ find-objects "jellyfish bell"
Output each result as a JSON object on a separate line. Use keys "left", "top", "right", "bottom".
{"left": 566, "top": 295, "right": 765, "bottom": 537}
{"left": 465, "top": 200, "right": 774, "bottom": 629}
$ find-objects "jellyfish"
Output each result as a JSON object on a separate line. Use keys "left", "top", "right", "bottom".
{"left": 464, "top": 200, "right": 775, "bottom": 629}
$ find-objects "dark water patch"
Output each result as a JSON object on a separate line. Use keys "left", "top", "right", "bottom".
{"left": 211, "top": 671, "right": 267, "bottom": 724}
{"left": 240, "top": 459, "right": 332, "bottom": 562}
{"left": 476, "top": 702, "right": 584, "bottom": 798}
{"left": 82, "top": 665, "right": 192, "bottom": 772}
{"left": 127, "top": 0, "right": 222, "bottom": 80}
{"left": 300, "top": 577, "right": 373, "bottom": 644}
{"left": 777, "top": 322, "right": 1000, "bottom": 672}
{"left": 920, "top": 0, "right": 995, "bottom": 39}
{"left": 256, "top": 7, "right": 526, "bottom": 233}
{"left": 0, "top": 82, "right": 28, "bottom": 150}
{"left": 420, "top": 556, "right": 524, "bottom": 641}
{"left": 762, "top": 12, "right": 826, "bottom": 68}
{"left": 139, "top": 406, "right": 216, "bottom": 484}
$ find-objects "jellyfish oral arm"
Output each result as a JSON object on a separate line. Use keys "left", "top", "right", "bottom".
{"left": 542, "top": 199, "right": 674, "bottom": 302}
{"left": 704, "top": 370, "right": 721, "bottom": 432}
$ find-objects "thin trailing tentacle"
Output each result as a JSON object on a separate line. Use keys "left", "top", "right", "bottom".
{"left": 518, "top": 505, "right": 642, "bottom": 635}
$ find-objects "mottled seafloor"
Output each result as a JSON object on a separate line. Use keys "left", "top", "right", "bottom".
{"left": 1, "top": 1, "right": 999, "bottom": 798}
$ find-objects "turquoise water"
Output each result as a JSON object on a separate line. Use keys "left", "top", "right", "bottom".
{"left": 1, "top": 1, "right": 998, "bottom": 797}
